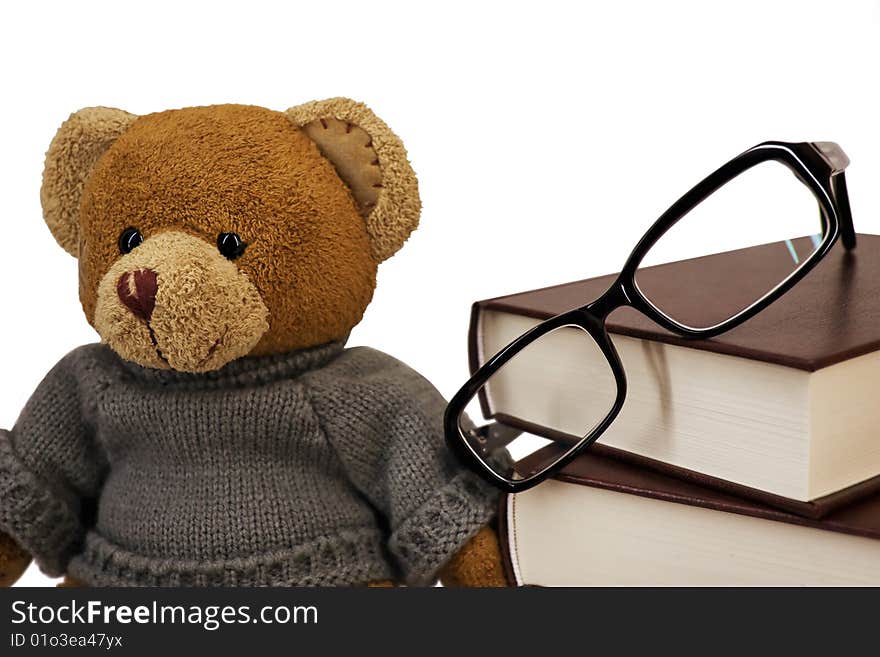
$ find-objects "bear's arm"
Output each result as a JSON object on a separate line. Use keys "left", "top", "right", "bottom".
{"left": 305, "top": 346, "right": 507, "bottom": 587}
{"left": 0, "top": 348, "right": 106, "bottom": 584}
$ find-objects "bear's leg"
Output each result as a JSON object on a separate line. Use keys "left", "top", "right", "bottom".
{"left": 57, "top": 575, "right": 87, "bottom": 587}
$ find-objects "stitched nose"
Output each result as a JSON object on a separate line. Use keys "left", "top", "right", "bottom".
{"left": 117, "top": 269, "right": 158, "bottom": 322}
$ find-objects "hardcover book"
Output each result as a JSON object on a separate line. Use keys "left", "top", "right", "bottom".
{"left": 471, "top": 234, "right": 880, "bottom": 513}
{"left": 501, "top": 450, "right": 880, "bottom": 586}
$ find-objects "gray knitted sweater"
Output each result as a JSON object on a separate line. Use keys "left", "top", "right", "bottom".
{"left": 0, "top": 342, "right": 497, "bottom": 586}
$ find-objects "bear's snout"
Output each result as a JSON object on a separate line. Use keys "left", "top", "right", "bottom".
{"left": 93, "top": 231, "right": 270, "bottom": 373}
{"left": 117, "top": 269, "right": 158, "bottom": 322}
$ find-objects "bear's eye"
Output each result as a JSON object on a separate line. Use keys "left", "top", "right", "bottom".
{"left": 217, "top": 232, "right": 247, "bottom": 260}
{"left": 118, "top": 228, "right": 144, "bottom": 254}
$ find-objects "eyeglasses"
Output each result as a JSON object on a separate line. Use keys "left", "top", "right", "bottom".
{"left": 444, "top": 140, "right": 856, "bottom": 493}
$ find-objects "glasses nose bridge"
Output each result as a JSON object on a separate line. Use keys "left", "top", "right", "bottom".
{"left": 584, "top": 280, "right": 631, "bottom": 320}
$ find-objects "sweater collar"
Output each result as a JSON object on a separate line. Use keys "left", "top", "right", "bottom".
{"left": 113, "top": 339, "right": 346, "bottom": 387}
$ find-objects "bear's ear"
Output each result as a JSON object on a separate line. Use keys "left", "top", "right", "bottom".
{"left": 286, "top": 98, "right": 421, "bottom": 263}
{"left": 41, "top": 107, "right": 137, "bottom": 256}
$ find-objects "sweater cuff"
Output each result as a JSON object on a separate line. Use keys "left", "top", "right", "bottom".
{"left": 0, "top": 431, "right": 83, "bottom": 577}
{"left": 389, "top": 471, "right": 499, "bottom": 586}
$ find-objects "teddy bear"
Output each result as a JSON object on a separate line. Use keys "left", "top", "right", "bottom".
{"left": 0, "top": 98, "right": 507, "bottom": 587}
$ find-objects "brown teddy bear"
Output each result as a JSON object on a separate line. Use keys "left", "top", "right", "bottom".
{"left": 0, "top": 99, "right": 506, "bottom": 587}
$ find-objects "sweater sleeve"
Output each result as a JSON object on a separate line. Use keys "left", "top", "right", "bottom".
{"left": 0, "top": 348, "right": 106, "bottom": 576}
{"left": 306, "top": 347, "right": 499, "bottom": 586}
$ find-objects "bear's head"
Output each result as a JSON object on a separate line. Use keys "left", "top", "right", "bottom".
{"left": 40, "top": 99, "right": 420, "bottom": 372}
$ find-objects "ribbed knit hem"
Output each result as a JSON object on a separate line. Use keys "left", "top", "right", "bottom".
{"left": 390, "top": 471, "right": 499, "bottom": 586}
{"left": 67, "top": 528, "right": 394, "bottom": 586}
{"left": 0, "top": 431, "right": 82, "bottom": 577}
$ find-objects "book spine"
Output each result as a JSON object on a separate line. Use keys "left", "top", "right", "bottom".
{"left": 467, "top": 301, "right": 484, "bottom": 378}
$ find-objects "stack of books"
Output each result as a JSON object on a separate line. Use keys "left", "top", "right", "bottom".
{"left": 471, "top": 234, "right": 880, "bottom": 585}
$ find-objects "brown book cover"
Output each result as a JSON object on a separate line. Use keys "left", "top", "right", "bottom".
{"left": 498, "top": 449, "right": 880, "bottom": 586}
{"left": 471, "top": 234, "right": 880, "bottom": 518}
{"left": 472, "top": 234, "right": 880, "bottom": 372}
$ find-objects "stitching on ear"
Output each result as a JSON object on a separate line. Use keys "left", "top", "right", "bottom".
{"left": 286, "top": 98, "right": 421, "bottom": 263}
{"left": 40, "top": 107, "right": 137, "bottom": 257}
{"left": 300, "top": 117, "right": 384, "bottom": 218}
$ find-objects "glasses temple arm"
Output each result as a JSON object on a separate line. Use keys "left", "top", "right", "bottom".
{"left": 470, "top": 422, "right": 522, "bottom": 453}
{"left": 811, "top": 142, "right": 855, "bottom": 250}
{"left": 831, "top": 171, "right": 856, "bottom": 251}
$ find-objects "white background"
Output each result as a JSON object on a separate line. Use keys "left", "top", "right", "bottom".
{"left": 1, "top": 0, "right": 878, "bottom": 586}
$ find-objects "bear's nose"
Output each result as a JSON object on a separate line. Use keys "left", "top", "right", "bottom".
{"left": 117, "top": 269, "right": 158, "bottom": 322}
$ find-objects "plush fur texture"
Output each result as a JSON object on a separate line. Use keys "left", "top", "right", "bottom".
{"left": 93, "top": 231, "right": 270, "bottom": 372}
{"left": 0, "top": 99, "right": 506, "bottom": 587}
{"left": 77, "top": 103, "right": 379, "bottom": 362}
{"left": 438, "top": 525, "right": 508, "bottom": 587}
{"left": 41, "top": 107, "right": 137, "bottom": 256}
{"left": 287, "top": 98, "right": 421, "bottom": 262}
{"left": 0, "top": 532, "right": 30, "bottom": 588}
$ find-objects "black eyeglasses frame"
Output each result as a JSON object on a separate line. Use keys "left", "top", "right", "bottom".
{"left": 444, "top": 140, "right": 856, "bottom": 493}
